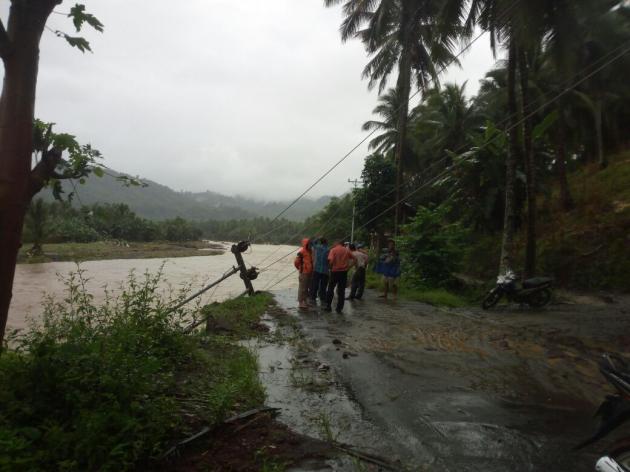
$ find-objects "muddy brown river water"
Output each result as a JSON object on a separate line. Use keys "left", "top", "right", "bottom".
{"left": 9, "top": 242, "right": 298, "bottom": 333}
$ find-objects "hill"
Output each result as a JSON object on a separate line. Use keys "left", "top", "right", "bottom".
{"left": 40, "top": 169, "right": 331, "bottom": 222}
{"left": 465, "top": 151, "right": 630, "bottom": 292}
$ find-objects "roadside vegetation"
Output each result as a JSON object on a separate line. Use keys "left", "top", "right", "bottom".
{"left": 0, "top": 269, "right": 273, "bottom": 471}
{"left": 307, "top": 0, "right": 630, "bottom": 297}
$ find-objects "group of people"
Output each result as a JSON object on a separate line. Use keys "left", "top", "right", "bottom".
{"left": 293, "top": 237, "right": 401, "bottom": 314}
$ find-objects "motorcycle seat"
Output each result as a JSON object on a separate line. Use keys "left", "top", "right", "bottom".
{"left": 523, "top": 277, "right": 553, "bottom": 288}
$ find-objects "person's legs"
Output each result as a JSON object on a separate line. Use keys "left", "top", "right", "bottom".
{"left": 305, "top": 274, "right": 313, "bottom": 304}
{"left": 310, "top": 272, "right": 321, "bottom": 303}
{"left": 298, "top": 273, "right": 309, "bottom": 308}
{"left": 379, "top": 275, "right": 389, "bottom": 299}
{"left": 319, "top": 273, "right": 329, "bottom": 302}
{"left": 391, "top": 277, "right": 399, "bottom": 300}
{"left": 356, "top": 267, "right": 366, "bottom": 299}
{"left": 335, "top": 271, "right": 348, "bottom": 313}
{"left": 349, "top": 270, "right": 358, "bottom": 300}
{"left": 325, "top": 272, "right": 338, "bottom": 311}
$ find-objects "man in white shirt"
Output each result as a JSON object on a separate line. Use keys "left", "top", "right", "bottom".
{"left": 348, "top": 244, "right": 369, "bottom": 300}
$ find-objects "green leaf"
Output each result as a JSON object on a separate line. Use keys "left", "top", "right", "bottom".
{"left": 63, "top": 34, "right": 92, "bottom": 53}
{"left": 533, "top": 111, "right": 559, "bottom": 141}
{"left": 68, "top": 4, "right": 104, "bottom": 33}
{"left": 92, "top": 167, "right": 104, "bottom": 178}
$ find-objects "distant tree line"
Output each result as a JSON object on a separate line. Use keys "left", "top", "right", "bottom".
{"left": 22, "top": 200, "right": 305, "bottom": 251}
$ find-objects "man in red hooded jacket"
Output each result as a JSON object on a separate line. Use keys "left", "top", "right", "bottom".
{"left": 294, "top": 238, "right": 313, "bottom": 310}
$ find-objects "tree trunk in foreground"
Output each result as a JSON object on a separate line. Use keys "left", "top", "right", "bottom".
{"left": 519, "top": 50, "right": 536, "bottom": 279}
{"left": 0, "top": 1, "right": 57, "bottom": 348}
{"left": 393, "top": 4, "right": 413, "bottom": 236}
{"left": 499, "top": 40, "right": 521, "bottom": 276}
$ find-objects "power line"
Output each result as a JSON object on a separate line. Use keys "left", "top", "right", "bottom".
{"left": 260, "top": 38, "right": 630, "bottom": 291}
{"left": 252, "top": 0, "right": 524, "bottom": 243}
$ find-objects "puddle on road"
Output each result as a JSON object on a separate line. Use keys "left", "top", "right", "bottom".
{"left": 240, "top": 315, "right": 395, "bottom": 471}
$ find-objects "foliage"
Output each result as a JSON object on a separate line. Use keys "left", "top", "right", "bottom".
{"left": 23, "top": 200, "right": 48, "bottom": 255}
{"left": 32, "top": 119, "right": 146, "bottom": 202}
{"left": 355, "top": 154, "right": 396, "bottom": 237}
{"left": 397, "top": 205, "right": 468, "bottom": 287}
{"left": 0, "top": 269, "right": 264, "bottom": 471}
{"left": 200, "top": 293, "right": 274, "bottom": 339}
{"left": 302, "top": 195, "right": 354, "bottom": 243}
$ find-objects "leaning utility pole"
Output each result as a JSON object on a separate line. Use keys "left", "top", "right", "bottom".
{"left": 348, "top": 178, "right": 362, "bottom": 243}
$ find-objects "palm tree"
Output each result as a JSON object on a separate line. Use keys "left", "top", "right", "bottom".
{"left": 324, "top": 0, "right": 460, "bottom": 234}
{"left": 442, "top": 0, "right": 551, "bottom": 276}
{"left": 362, "top": 88, "right": 404, "bottom": 155}
{"left": 411, "top": 82, "right": 479, "bottom": 156}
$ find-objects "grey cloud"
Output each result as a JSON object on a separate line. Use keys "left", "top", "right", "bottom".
{"left": 4, "top": 0, "right": 497, "bottom": 200}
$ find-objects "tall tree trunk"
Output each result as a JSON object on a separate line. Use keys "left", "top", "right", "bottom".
{"left": 555, "top": 117, "right": 574, "bottom": 211}
{"left": 393, "top": 3, "right": 413, "bottom": 236}
{"left": 518, "top": 50, "right": 536, "bottom": 279}
{"left": 499, "top": 40, "right": 521, "bottom": 276}
{"left": 594, "top": 99, "right": 606, "bottom": 169}
{"left": 0, "top": 1, "right": 56, "bottom": 348}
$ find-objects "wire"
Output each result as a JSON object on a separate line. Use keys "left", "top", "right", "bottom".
{"left": 269, "top": 29, "right": 630, "bottom": 255}
{"left": 251, "top": 0, "right": 524, "bottom": 244}
{"left": 351, "top": 39, "right": 630, "bottom": 239}
{"left": 260, "top": 37, "right": 630, "bottom": 290}
{"left": 264, "top": 269, "right": 297, "bottom": 291}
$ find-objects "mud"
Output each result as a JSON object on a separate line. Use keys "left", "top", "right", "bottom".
{"left": 267, "top": 288, "right": 630, "bottom": 471}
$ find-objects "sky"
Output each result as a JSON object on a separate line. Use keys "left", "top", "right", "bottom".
{"left": 5, "top": 0, "right": 499, "bottom": 200}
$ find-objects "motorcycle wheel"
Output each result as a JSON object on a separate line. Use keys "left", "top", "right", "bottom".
{"left": 482, "top": 289, "right": 502, "bottom": 310}
{"left": 528, "top": 288, "right": 552, "bottom": 308}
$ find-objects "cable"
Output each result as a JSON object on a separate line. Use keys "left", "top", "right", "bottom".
{"left": 351, "top": 39, "right": 630, "bottom": 239}
{"left": 251, "top": 0, "right": 524, "bottom": 244}
{"left": 260, "top": 37, "right": 630, "bottom": 289}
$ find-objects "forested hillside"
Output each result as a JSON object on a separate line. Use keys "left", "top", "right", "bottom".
{"left": 39, "top": 169, "right": 330, "bottom": 222}
{"left": 309, "top": 0, "right": 630, "bottom": 293}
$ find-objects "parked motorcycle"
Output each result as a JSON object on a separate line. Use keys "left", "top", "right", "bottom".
{"left": 481, "top": 270, "right": 553, "bottom": 309}
{"left": 577, "top": 354, "right": 630, "bottom": 471}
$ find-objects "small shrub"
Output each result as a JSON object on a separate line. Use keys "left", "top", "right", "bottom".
{"left": 397, "top": 205, "right": 468, "bottom": 287}
{"left": 0, "top": 268, "right": 264, "bottom": 471}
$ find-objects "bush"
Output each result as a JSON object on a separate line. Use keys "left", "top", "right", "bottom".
{"left": 48, "top": 217, "right": 100, "bottom": 243}
{"left": 0, "top": 268, "right": 264, "bottom": 471}
{"left": 397, "top": 205, "right": 468, "bottom": 287}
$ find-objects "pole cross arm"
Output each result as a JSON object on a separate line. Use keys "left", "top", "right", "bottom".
{"left": 232, "top": 241, "right": 255, "bottom": 296}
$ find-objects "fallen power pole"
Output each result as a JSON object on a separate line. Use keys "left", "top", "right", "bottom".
{"left": 165, "top": 241, "right": 258, "bottom": 315}
{"left": 232, "top": 241, "right": 257, "bottom": 296}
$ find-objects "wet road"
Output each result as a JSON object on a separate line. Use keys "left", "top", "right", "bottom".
{"left": 272, "top": 288, "right": 630, "bottom": 471}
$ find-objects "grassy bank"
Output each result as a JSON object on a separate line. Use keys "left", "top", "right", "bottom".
{"left": 365, "top": 271, "right": 469, "bottom": 308}
{"left": 0, "top": 270, "right": 272, "bottom": 471}
{"left": 17, "top": 240, "right": 224, "bottom": 264}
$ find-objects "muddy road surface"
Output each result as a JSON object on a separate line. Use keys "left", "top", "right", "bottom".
{"left": 272, "top": 289, "right": 630, "bottom": 471}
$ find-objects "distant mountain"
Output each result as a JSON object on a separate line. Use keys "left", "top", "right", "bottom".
{"left": 188, "top": 191, "right": 331, "bottom": 221}
{"left": 39, "top": 170, "right": 330, "bottom": 222}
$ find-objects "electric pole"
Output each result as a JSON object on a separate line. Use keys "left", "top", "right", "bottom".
{"left": 348, "top": 178, "right": 362, "bottom": 244}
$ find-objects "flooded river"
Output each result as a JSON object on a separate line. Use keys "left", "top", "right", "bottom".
{"left": 9, "top": 242, "right": 298, "bottom": 333}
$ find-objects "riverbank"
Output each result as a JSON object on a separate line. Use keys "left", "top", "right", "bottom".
{"left": 0, "top": 278, "right": 311, "bottom": 471}
{"left": 17, "top": 240, "right": 226, "bottom": 264}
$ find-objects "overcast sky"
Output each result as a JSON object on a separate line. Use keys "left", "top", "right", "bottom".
{"left": 6, "top": 0, "right": 499, "bottom": 200}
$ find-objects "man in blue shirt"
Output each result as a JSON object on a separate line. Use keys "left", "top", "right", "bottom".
{"left": 310, "top": 237, "right": 329, "bottom": 304}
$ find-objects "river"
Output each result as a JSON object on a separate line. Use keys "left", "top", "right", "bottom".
{"left": 8, "top": 242, "right": 298, "bottom": 333}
